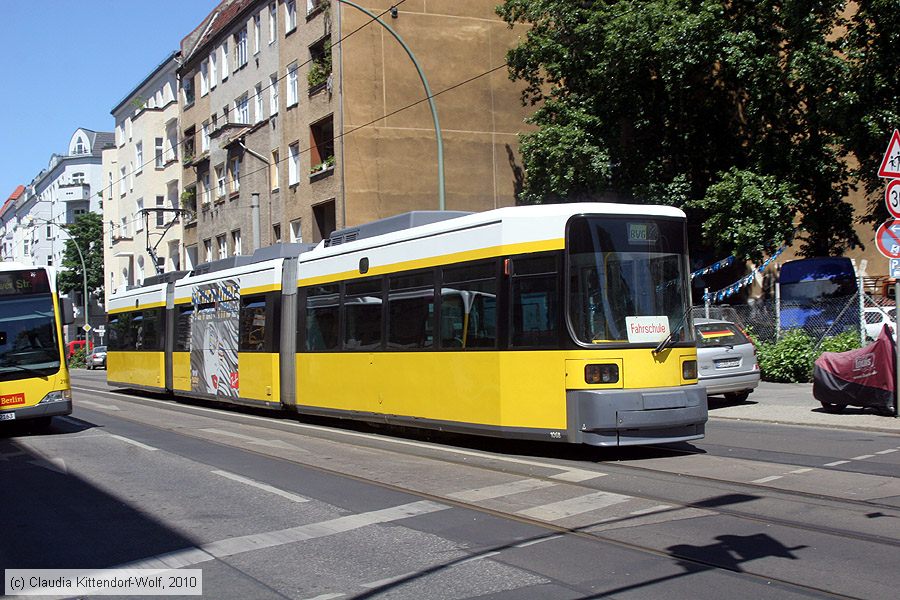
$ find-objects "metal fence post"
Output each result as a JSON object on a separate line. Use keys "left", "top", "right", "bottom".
{"left": 858, "top": 275, "right": 866, "bottom": 346}
{"left": 704, "top": 288, "right": 710, "bottom": 318}
{"left": 775, "top": 282, "right": 781, "bottom": 340}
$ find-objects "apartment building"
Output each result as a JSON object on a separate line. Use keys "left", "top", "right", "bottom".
{"left": 178, "top": 0, "right": 531, "bottom": 257}
{"left": 104, "top": 53, "right": 182, "bottom": 301}
{"left": 179, "top": 0, "right": 282, "bottom": 265}
{"left": 0, "top": 186, "right": 25, "bottom": 261}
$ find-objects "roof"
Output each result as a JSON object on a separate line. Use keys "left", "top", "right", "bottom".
{"left": 110, "top": 51, "right": 180, "bottom": 116}
{"left": 0, "top": 186, "right": 25, "bottom": 220}
{"left": 181, "top": 0, "right": 260, "bottom": 67}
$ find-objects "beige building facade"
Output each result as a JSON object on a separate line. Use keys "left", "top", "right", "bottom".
{"left": 104, "top": 53, "right": 183, "bottom": 303}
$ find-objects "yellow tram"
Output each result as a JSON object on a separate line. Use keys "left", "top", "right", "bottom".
{"left": 107, "top": 203, "right": 706, "bottom": 446}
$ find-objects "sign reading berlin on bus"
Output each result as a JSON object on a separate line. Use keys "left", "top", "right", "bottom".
{"left": 878, "top": 129, "right": 900, "bottom": 179}
{"left": 875, "top": 219, "right": 900, "bottom": 259}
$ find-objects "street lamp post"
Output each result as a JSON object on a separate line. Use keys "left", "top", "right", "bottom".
{"left": 27, "top": 217, "right": 90, "bottom": 339}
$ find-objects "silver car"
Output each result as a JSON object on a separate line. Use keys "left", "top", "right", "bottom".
{"left": 694, "top": 318, "right": 760, "bottom": 402}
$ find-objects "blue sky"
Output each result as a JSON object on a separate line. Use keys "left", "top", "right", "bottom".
{"left": 1, "top": 0, "right": 219, "bottom": 198}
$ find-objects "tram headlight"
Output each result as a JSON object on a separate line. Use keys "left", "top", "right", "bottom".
{"left": 682, "top": 360, "right": 698, "bottom": 381}
{"left": 585, "top": 364, "right": 619, "bottom": 385}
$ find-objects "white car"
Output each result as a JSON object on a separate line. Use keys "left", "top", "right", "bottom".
{"left": 864, "top": 307, "right": 895, "bottom": 340}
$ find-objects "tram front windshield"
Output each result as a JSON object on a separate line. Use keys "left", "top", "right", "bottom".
{"left": 0, "top": 270, "right": 60, "bottom": 381}
{"left": 567, "top": 215, "right": 692, "bottom": 345}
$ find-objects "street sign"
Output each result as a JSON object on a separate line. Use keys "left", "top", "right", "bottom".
{"left": 886, "top": 180, "right": 900, "bottom": 219}
{"left": 875, "top": 219, "right": 900, "bottom": 258}
{"left": 878, "top": 129, "right": 900, "bottom": 179}
{"left": 891, "top": 259, "right": 900, "bottom": 278}
{"left": 82, "top": 324, "right": 92, "bottom": 333}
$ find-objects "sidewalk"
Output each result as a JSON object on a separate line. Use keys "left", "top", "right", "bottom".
{"left": 708, "top": 381, "right": 900, "bottom": 434}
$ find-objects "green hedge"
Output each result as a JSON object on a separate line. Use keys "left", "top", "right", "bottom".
{"left": 755, "top": 330, "right": 860, "bottom": 383}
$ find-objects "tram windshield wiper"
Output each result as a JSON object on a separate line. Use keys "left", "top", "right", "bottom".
{"left": 653, "top": 312, "right": 689, "bottom": 355}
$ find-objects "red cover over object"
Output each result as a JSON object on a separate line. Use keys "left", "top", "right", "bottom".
{"left": 814, "top": 325, "right": 895, "bottom": 393}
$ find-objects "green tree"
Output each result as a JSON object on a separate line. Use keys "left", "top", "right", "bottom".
{"left": 496, "top": 0, "right": 893, "bottom": 259}
{"left": 58, "top": 212, "right": 104, "bottom": 300}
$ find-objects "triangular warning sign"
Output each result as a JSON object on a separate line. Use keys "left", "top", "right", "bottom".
{"left": 878, "top": 129, "right": 900, "bottom": 178}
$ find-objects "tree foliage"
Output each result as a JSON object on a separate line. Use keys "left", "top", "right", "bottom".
{"left": 497, "top": 0, "right": 898, "bottom": 260}
{"left": 58, "top": 212, "right": 104, "bottom": 300}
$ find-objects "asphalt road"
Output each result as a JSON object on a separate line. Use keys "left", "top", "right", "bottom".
{"left": 2, "top": 370, "right": 898, "bottom": 599}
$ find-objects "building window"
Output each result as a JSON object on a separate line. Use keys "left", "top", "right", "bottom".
{"left": 288, "top": 143, "right": 299, "bottom": 186}
{"left": 204, "top": 238, "right": 213, "bottom": 262}
{"left": 253, "top": 13, "right": 261, "bottom": 54}
{"left": 308, "top": 36, "right": 331, "bottom": 91}
{"left": 313, "top": 200, "right": 336, "bottom": 243}
{"left": 235, "top": 94, "right": 249, "bottom": 124}
{"left": 269, "top": 3, "right": 277, "bottom": 43}
{"left": 135, "top": 198, "right": 144, "bottom": 232}
{"left": 216, "top": 164, "right": 226, "bottom": 198}
{"left": 156, "top": 196, "right": 165, "bottom": 227}
{"left": 200, "top": 60, "right": 209, "bottom": 96}
{"left": 129, "top": 162, "right": 134, "bottom": 191}
{"left": 234, "top": 27, "right": 248, "bottom": 70}
{"left": 309, "top": 115, "right": 335, "bottom": 174}
{"left": 201, "top": 122, "right": 210, "bottom": 152}
{"left": 254, "top": 83, "right": 264, "bottom": 123}
{"left": 155, "top": 137, "right": 164, "bottom": 167}
{"left": 286, "top": 0, "right": 297, "bottom": 33}
{"left": 121, "top": 217, "right": 129, "bottom": 239}
{"left": 135, "top": 142, "right": 143, "bottom": 173}
{"left": 119, "top": 166, "right": 127, "bottom": 196}
{"left": 74, "top": 136, "right": 85, "bottom": 154}
{"left": 270, "top": 149, "right": 279, "bottom": 190}
{"left": 182, "top": 75, "right": 195, "bottom": 106}
{"left": 230, "top": 156, "right": 241, "bottom": 193}
{"left": 287, "top": 62, "right": 298, "bottom": 107}
{"left": 72, "top": 172, "right": 85, "bottom": 185}
{"left": 221, "top": 41, "right": 229, "bottom": 80}
{"left": 273, "top": 223, "right": 281, "bottom": 243}
{"left": 269, "top": 74, "right": 279, "bottom": 115}
{"left": 217, "top": 234, "right": 227, "bottom": 259}
{"left": 290, "top": 219, "right": 302, "bottom": 243}
{"left": 210, "top": 51, "right": 218, "bottom": 89}
{"left": 202, "top": 170, "right": 211, "bottom": 205}
{"left": 232, "top": 229, "right": 242, "bottom": 256}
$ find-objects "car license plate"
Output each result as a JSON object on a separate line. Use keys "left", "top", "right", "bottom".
{"left": 716, "top": 358, "right": 741, "bottom": 369}
{"left": 0, "top": 412, "right": 15, "bottom": 421}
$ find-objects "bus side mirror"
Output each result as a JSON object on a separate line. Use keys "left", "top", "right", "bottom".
{"left": 60, "top": 298, "right": 75, "bottom": 325}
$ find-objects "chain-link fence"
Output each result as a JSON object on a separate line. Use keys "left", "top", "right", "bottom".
{"left": 691, "top": 291, "right": 895, "bottom": 347}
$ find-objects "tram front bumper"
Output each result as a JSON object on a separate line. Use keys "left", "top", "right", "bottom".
{"left": 567, "top": 386, "right": 708, "bottom": 447}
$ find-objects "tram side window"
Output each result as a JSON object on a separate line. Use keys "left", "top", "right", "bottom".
{"left": 387, "top": 271, "right": 434, "bottom": 349}
{"left": 440, "top": 261, "right": 497, "bottom": 349}
{"left": 107, "top": 313, "right": 129, "bottom": 351}
{"left": 138, "top": 308, "right": 164, "bottom": 351}
{"left": 344, "top": 278, "right": 382, "bottom": 351}
{"left": 510, "top": 256, "right": 559, "bottom": 348}
{"left": 175, "top": 305, "right": 192, "bottom": 351}
{"left": 239, "top": 295, "right": 267, "bottom": 351}
{"left": 305, "top": 284, "right": 340, "bottom": 351}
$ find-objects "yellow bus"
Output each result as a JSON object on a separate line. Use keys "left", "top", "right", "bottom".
{"left": 108, "top": 203, "right": 706, "bottom": 446}
{"left": 0, "top": 263, "right": 73, "bottom": 429}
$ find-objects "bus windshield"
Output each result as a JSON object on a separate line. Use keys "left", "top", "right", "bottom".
{"left": 0, "top": 294, "right": 61, "bottom": 381}
{"left": 567, "top": 215, "right": 692, "bottom": 345}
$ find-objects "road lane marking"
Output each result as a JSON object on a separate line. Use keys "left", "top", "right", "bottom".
{"left": 448, "top": 479, "right": 555, "bottom": 502}
{"left": 456, "top": 551, "right": 501, "bottom": 566}
{"left": 517, "top": 491, "right": 630, "bottom": 521}
{"left": 119, "top": 500, "right": 448, "bottom": 570}
{"left": 751, "top": 475, "right": 783, "bottom": 484}
{"left": 550, "top": 469, "right": 605, "bottom": 482}
{"left": 212, "top": 469, "right": 309, "bottom": 503}
{"left": 304, "top": 595, "right": 345, "bottom": 600}
{"left": 824, "top": 460, "right": 851, "bottom": 467}
{"left": 629, "top": 504, "right": 672, "bottom": 516}
{"left": 851, "top": 454, "right": 876, "bottom": 460}
{"left": 79, "top": 400, "right": 121, "bottom": 411}
{"left": 514, "top": 534, "right": 564, "bottom": 548}
{"left": 108, "top": 434, "right": 158, "bottom": 452}
{"left": 360, "top": 572, "right": 419, "bottom": 589}
{"left": 876, "top": 449, "right": 898, "bottom": 455}
{"left": 788, "top": 468, "right": 812, "bottom": 474}
{"left": 73, "top": 386, "right": 601, "bottom": 482}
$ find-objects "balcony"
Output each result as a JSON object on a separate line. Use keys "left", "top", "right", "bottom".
{"left": 59, "top": 183, "right": 90, "bottom": 202}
